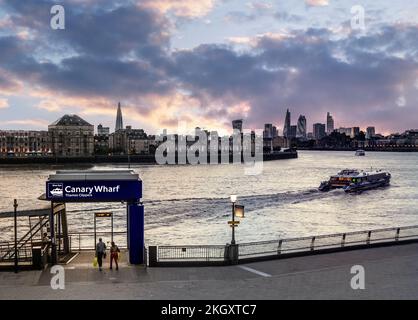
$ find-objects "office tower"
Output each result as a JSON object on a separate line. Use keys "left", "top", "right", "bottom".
{"left": 352, "top": 127, "right": 360, "bottom": 138}
{"left": 297, "top": 115, "right": 307, "bottom": 138}
{"left": 283, "top": 109, "right": 291, "bottom": 138}
{"left": 313, "top": 123, "right": 326, "bottom": 140}
{"left": 289, "top": 125, "right": 297, "bottom": 139}
{"left": 366, "top": 127, "right": 376, "bottom": 139}
{"left": 115, "top": 102, "right": 124, "bottom": 132}
{"left": 264, "top": 123, "right": 273, "bottom": 138}
{"left": 326, "top": 112, "right": 334, "bottom": 134}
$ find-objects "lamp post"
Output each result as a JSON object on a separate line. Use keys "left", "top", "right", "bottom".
{"left": 230, "top": 195, "right": 237, "bottom": 245}
{"left": 13, "top": 199, "right": 18, "bottom": 273}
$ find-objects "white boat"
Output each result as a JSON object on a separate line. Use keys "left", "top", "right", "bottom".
{"left": 355, "top": 149, "right": 365, "bottom": 156}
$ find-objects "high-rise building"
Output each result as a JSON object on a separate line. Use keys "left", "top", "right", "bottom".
{"left": 232, "top": 119, "right": 243, "bottom": 133}
{"left": 326, "top": 112, "right": 334, "bottom": 134}
{"left": 264, "top": 123, "right": 273, "bottom": 139}
{"left": 352, "top": 127, "right": 360, "bottom": 138}
{"left": 115, "top": 102, "right": 123, "bottom": 132}
{"left": 283, "top": 109, "right": 291, "bottom": 138}
{"left": 366, "top": 127, "right": 375, "bottom": 139}
{"left": 297, "top": 115, "right": 307, "bottom": 138}
{"left": 313, "top": 123, "right": 326, "bottom": 140}
{"left": 289, "top": 125, "right": 297, "bottom": 139}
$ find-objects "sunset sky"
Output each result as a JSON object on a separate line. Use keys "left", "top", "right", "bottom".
{"left": 0, "top": 0, "right": 417, "bottom": 135}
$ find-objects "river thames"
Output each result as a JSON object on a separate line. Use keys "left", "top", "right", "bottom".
{"left": 0, "top": 151, "right": 417, "bottom": 246}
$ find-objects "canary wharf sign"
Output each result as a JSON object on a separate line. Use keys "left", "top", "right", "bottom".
{"left": 46, "top": 180, "right": 141, "bottom": 202}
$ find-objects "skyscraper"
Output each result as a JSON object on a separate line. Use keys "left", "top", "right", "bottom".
{"left": 313, "top": 123, "right": 326, "bottom": 140}
{"left": 366, "top": 127, "right": 376, "bottom": 139}
{"left": 326, "top": 112, "right": 334, "bottom": 134}
{"left": 283, "top": 109, "right": 291, "bottom": 138}
{"left": 297, "top": 115, "right": 307, "bottom": 138}
{"left": 115, "top": 102, "right": 123, "bottom": 132}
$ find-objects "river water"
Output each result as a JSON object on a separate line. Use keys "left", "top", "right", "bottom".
{"left": 0, "top": 151, "right": 417, "bottom": 246}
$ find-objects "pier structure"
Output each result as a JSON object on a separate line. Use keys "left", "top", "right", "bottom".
{"left": 44, "top": 170, "right": 144, "bottom": 265}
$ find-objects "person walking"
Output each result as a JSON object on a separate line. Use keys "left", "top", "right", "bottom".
{"left": 95, "top": 238, "right": 106, "bottom": 271}
{"left": 110, "top": 241, "right": 120, "bottom": 270}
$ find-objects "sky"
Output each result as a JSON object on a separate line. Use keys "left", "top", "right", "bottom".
{"left": 0, "top": 0, "right": 418, "bottom": 135}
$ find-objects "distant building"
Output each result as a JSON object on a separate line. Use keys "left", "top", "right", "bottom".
{"left": 313, "top": 123, "right": 326, "bottom": 140}
{"left": 297, "top": 115, "right": 307, "bottom": 138}
{"left": 48, "top": 114, "right": 94, "bottom": 156}
{"left": 352, "top": 127, "right": 360, "bottom": 138}
{"left": 264, "top": 124, "right": 273, "bottom": 139}
{"left": 115, "top": 102, "right": 124, "bottom": 132}
{"left": 338, "top": 127, "right": 352, "bottom": 137}
{"left": 283, "top": 109, "right": 291, "bottom": 138}
{"left": 366, "top": 127, "right": 376, "bottom": 139}
{"left": 307, "top": 132, "right": 314, "bottom": 140}
{"left": 109, "top": 126, "right": 149, "bottom": 154}
{"left": 232, "top": 119, "right": 243, "bottom": 133}
{"left": 0, "top": 130, "right": 50, "bottom": 157}
{"left": 326, "top": 112, "right": 334, "bottom": 134}
{"left": 289, "top": 125, "right": 297, "bottom": 139}
{"left": 95, "top": 124, "right": 110, "bottom": 154}
{"left": 97, "top": 124, "right": 110, "bottom": 136}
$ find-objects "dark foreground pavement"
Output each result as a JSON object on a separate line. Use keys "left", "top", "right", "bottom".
{"left": 0, "top": 243, "right": 417, "bottom": 299}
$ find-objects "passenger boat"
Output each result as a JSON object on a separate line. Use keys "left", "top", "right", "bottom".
{"left": 355, "top": 149, "right": 365, "bottom": 156}
{"left": 318, "top": 169, "right": 391, "bottom": 192}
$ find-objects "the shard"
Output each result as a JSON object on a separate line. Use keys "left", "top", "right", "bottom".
{"left": 115, "top": 102, "right": 123, "bottom": 131}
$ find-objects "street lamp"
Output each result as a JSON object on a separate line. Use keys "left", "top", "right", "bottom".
{"left": 230, "top": 195, "right": 237, "bottom": 244}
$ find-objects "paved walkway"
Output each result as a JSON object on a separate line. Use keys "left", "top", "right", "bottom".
{"left": 0, "top": 243, "right": 417, "bottom": 299}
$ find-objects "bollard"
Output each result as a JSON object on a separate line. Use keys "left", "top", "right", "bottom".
{"left": 310, "top": 236, "right": 315, "bottom": 251}
{"left": 367, "top": 231, "right": 371, "bottom": 245}
{"left": 341, "top": 233, "right": 346, "bottom": 247}
{"left": 395, "top": 228, "right": 400, "bottom": 241}
{"left": 277, "top": 240, "right": 283, "bottom": 255}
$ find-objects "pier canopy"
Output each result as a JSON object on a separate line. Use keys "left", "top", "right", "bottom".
{"left": 45, "top": 170, "right": 144, "bottom": 265}
{"left": 46, "top": 170, "right": 141, "bottom": 202}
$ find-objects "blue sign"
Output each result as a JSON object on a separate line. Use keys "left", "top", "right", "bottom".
{"left": 46, "top": 180, "right": 142, "bottom": 202}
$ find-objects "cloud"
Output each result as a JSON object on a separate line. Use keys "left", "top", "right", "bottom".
{"left": 0, "top": 98, "right": 9, "bottom": 109}
{"left": 140, "top": 0, "right": 215, "bottom": 18}
{"left": 305, "top": 0, "right": 329, "bottom": 6}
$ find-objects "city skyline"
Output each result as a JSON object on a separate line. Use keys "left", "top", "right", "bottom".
{"left": 0, "top": 1, "right": 418, "bottom": 135}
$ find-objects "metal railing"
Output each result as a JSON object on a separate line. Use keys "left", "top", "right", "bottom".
{"left": 151, "top": 225, "right": 418, "bottom": 266}
{"left": 0, "top": 242, "right": 33, "bottom": 263}
{"left": 68, "top": 231, "right": 127, "bottom": 251}
{"left": 157, "top": 245, "right": 226, "bottom": 262}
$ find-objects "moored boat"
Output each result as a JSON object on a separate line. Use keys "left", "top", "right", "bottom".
{"left": 355, "top": 149, "right": 366, "bottom": 156}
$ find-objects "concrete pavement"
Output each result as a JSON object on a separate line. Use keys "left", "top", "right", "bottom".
{"left": 0, "top": 243, "right": 417, "bottom": 299}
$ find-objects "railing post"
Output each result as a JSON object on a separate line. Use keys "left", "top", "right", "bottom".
{"left": 310, "top": 236, "right": 315, "bottom": 251}
{"left": 78, "top": 234, "right": 81, "bottom": 252}
{"left": 367, "top": 231, "right": 371, "bottom": 245}
{"left": 341, "top": 233, "right": 346, "bottom": 247}
{"left": 395, "top": 228, "right": 400, "bottom": 241}
{"left": 277, "top": 240, "right": 283, "bottom": 255}
{"left": 148, "top": 246, "right": 157, "bottom": 267}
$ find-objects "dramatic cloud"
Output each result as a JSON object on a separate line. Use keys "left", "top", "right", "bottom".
{"left": 305, "top": 0, "right": 329, "bottom": 6}
{"left": 0, "top": 0, "right": 417, "bottom": 134}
